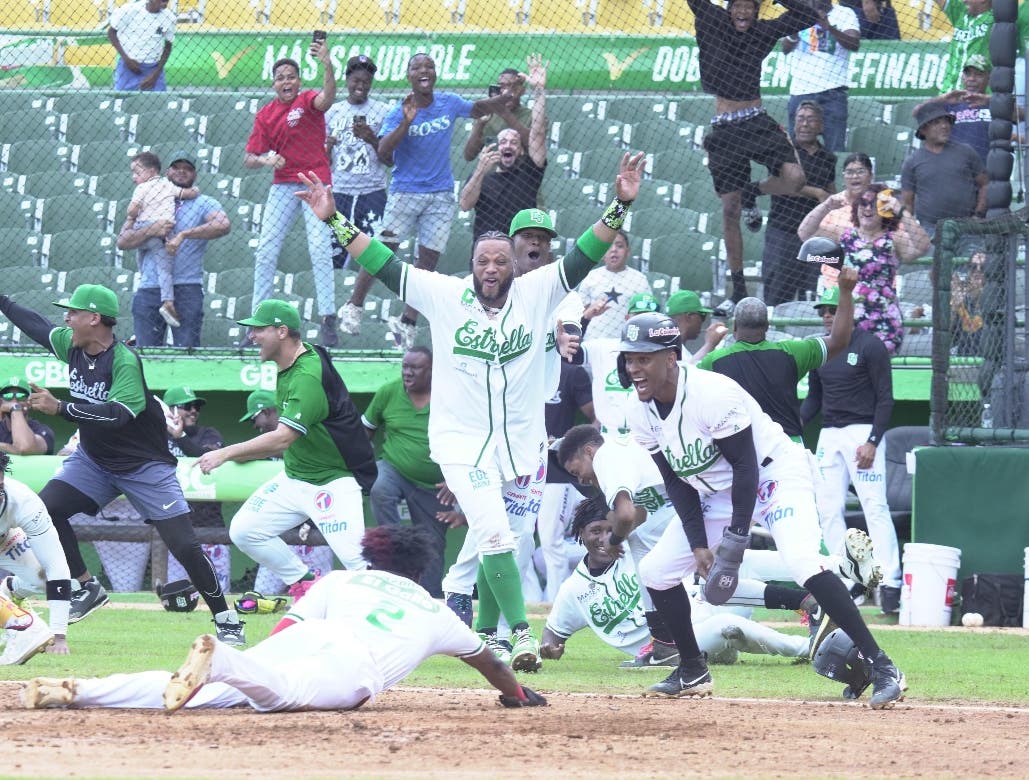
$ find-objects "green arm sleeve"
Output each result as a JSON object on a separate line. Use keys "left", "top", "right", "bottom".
{"left": 561, "top": 227, "right": 612, "bottom": 290}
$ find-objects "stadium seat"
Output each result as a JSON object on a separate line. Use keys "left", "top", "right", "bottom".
{"left": 541, "top": 175, "right": 601, "bottom": 209}
{"left": 600, "top": 98, "right": 674, "bottom": 125}
{"left": 437, "top": 230, "right": 473, "bottom": 276}
{"left": 629, "top": 179, "right": 678, "bottom": 210}
{"left": 0, "top": 228, "right": 42, "bottom": 267}
{"left": 0, "top": 112, "right": 51, "bottom": 142}
{"left": 0, "top": 318, "right": 20, "bottom": 347}
{"left": 17, "top": 172, "right": 90, "bottom": 200}
{"left": 551, "top": 118, "right": 624, "bottom": 152}
{"left": 207, "top": 267, "right": 255, "bottom": 297}
{"left": 641, "top": 232, "right": 718, "bottom": 291}
{"left": 626, "top": 206, "right": 694, "bottom": 238}
{"left": 225, "top": 294, "right": 254, "bottom": 321}
{"left": 0, "top": 192, "right": 36, "bottom": 230}
{"left": 340, "top": 320, "right": 402, "bottom": 352}
{"left": 1, "top": 139, "right": 64, "bottom": 174}
{"left": 670, "top": 97, "right": 716, "bottom": 126}
{"left": 42, "top": 229, "right": 117, "bottom": 271}
{"left": 199, "top": 317, "right": 245, "bottom": 348}
{"left": 628, "top": 119, "right": 699, "bottom": 156}
{"left": 67, "top": 141, "right": 137, "bottom": 175}
{"left": 646, "top": 271, "right": 674, "bottom": 304}
{"left": 115, "top": 93, "right": 186, "bottom": 115}
{"left": 53, "top": 111, "right": 118, "bottom": 145}
{"left": 572, "top": 147, "right": 634, "bottom": 183}
{"left": 556, "top": 205, "right": 604, "bottom": 241}
{"left": 544, "top": 95, "right": 604, "bottom": 125}
{"left": 847, "top": 125, "right": 913, "bottom": 177}
{"left": 33, "top": 195, "right": 111, "bottom": 234}
{"left": 882, "top": 100, "right": 927, "bottom": 130}
{"left": 10, "top": 289, "right": 67, "bottom": 317}
{"left": 649, "top": 149, "right": 708, "bottom": 187}
{"left": 0, "top": 91, "right": 46, "bottom": 116}
{"left": 236, "top": 172, "right": 272, "bottom": 205}
{"left": 63, "top": 266, "right": 135, "bottom": 294}
{"left": 184, "top": 94, "right": 258, "bottom": 117}
{"left": 209, "top": 143, "right": 250, "bottom": 177}
{"left": 193, "top": 112, "right": 256, "bottom": 148}
{"left": 44, "top": 92, "right": 114, "bottom": 116}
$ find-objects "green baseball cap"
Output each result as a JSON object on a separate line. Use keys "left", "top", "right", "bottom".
{"left": 168, "top": 149, "right": 197, "bottom": 168}
{"left": 0, "top": 376, "right": 30, "bottom": 399}
{"left": 53, "top": 284, "right": 119, "bottom": 318}
{"left": 813, "top": 286, "right": 840, "bottom": 310}
{"left": 240, "top": 389, "right": 278, "bottom": 422}
{"left": 508, "top": 208, "right": 557, "bottom": 238}
{"left": 163, "top": 386, "right": 206, "bottom": 408}
{"left": 963, "top": 54, "right": 991, "bottom": 73}
{"left": 627, "top": 292, "right": 660, "bottom": 315}
{"left": 237, "top": 299, "right": 301, "bottom": 330}
{"left": 665, "top": 289, "right": 712, "bottom": 316}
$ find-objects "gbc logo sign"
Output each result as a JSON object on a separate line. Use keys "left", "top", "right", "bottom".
{"left": 24, "top": 360, "right": 69, "bottom": 388}
{"left": 240, "top": 363, "right": 278, "bottom": 388}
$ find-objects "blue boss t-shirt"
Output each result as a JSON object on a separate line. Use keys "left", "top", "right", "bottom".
{"left": 378, "top": 92, "right": 474, "bottom": 194}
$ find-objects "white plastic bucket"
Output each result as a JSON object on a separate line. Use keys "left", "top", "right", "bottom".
{"left": 899, "top": 543, "right": 961, "bottom": 626}
{"left": 1023, "top": 548, "right": 1029, "bottom": 629}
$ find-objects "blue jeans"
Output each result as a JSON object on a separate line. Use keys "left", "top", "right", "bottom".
{"left": 132, "top": 284, "right": 203, "bottom": 348}
{"left": 788, "top": 88, "right": 848, "bottom": 153}
{"left": 368, "top": 459, "right": 448, "bottom": 597}
{"left": 253, "top": 182, "right": 335, "bottom": 316}
{"left": 113, "top": 59, "right": 167, "bottom": 91}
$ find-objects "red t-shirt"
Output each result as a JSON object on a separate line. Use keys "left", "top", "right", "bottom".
{"left": 246, "top": 89, "right": 332, "bottom": 185}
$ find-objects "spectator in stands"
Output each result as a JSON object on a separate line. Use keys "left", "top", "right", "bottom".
{"left": 665, "top": 290, "right": 728, "bottom": 362}
{"left": 578, "top": 231, "right": 652, "bottom": 341}
{"left": 950, "top": 251, "right": 985, "bottom": 356}
{"left": 361, "top": 346, "right": 450, "bottom": 598}
{"left": 783, "top": 0, "right": 860, "bottom": 153}
{"left": 810, "top": 152, "right": 874, "bottom": 237}
{"left": 463, "top": 66, "right": 535, "bottom": 162}
{"left": 900, "top": 102, "right": 987, "bottom": 239}
{"left": 459, "top": 57, "right": 549, "bottom": 239}
{"left": 685, "top": 0, "right": 819, "bottom": 303}
{"left": 763, "top": 101, "right": 838, "bottom": 305}
{"left": 325, "top": 55, "right": 391, "bottom": 286}
{"left": 935, "top": 0, "right": 995, "bottom": 92}
{"left": 162, "top": 386, "right": 230, "bottom": 592}
{"left": 245, "top": 42, "right": 339, "bottom": 348}
{"left": 913, "top": 55, "right": 991, "bottom": 165}
{"left": 107, "top": 0, "right": 175, "bottom": 92}
{"left": 0, "top": 377, "right": 54, "bottom": 455}
{"left": 799, "top": 184, "right": 931, "bottom": 354}
{"left": 802, "top": 285, "right": 902, "bottom": 614}
{"left": 117, "top": 151, "right": 230, "bottom": 349}
{"left": 359, "top": 52, "right": 520, "bottom": 350}
{"left": 839, "top": 0, "right": 900, "bottom": 40}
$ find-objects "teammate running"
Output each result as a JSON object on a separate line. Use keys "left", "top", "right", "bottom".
{"left": 296, "top": 152, "right": 646, "bottom": 673}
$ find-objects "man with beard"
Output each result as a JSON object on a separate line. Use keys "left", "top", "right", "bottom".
{"left": 298, "top": 151, "right": 646, "bottom": 673}
{"left": 341, "top": 52, "right": 516, "bottom": 350}
{"left": 459, "top": 57, "right": 548, "bottom": 237}
{"left": 685, "top": 0, "right": 818, "bottom": 302}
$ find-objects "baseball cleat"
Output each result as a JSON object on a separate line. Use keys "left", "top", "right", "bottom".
{"left": 704, "top": 528, "right": 749, "bottom": 605}
{"left": 479, "top": 631, "right": 513, "bottom": 666}
{"left": 1, "top": 593, "right": 33, "bottom": 631}
{"left": 338, "top": 302, "right": 363, "bottom": 335}
{"left": 0, "top": 618, "right": 54, "bottom": 665}
{"left": 510, "top": 627, "right": 542, "bottom": 673}
{"left": 642, "top": 658, "right": 713, "bottom": 698}
{"left": 445, "top": 592, "right": 473, "bottom": 628}
{"left": 22, "top": 677, "right": 77, "bottom": 709}
{"left": 213, "top": 615, "right": 246, "bottom": 647}
{"left": 869, "top": 652, "right": 907, "bottom": 710}
{"left": 68, "top": 578, "right": 109, "bottom": 624}
{"left": 841, "top": 529, "right": 883, "bottom": 591}
{"left": 741, "top": 205, "right": 763, "bottom": 233}
{"left": 619, "top": 640, "right": 680, "bottom": 670}
{"left": 164, "top": 634, "right": 216, "bottom": 713}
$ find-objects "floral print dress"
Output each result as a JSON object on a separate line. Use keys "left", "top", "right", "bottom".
{"left": 839, "top": 227, "right": 904, "bottom": 354}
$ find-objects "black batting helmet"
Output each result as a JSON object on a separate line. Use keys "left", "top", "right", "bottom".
{"left": 812, "top": 628, "right": 873, "bottom": 699}
{"left": 616, "top": 313, "right": 681, "bottom": 388}
{"left": 797, "top": 236, "right": 845, "bottom": 268}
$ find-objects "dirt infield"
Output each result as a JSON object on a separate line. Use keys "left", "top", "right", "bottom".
{"left": 1, "top": 682, "right": 1025, "bottom": 779}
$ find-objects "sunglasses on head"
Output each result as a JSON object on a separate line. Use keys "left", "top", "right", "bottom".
{"left": 174, "top": 402, "right": 201, "bottom": 412}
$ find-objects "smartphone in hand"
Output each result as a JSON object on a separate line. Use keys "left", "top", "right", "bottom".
{"left": 312, "top": 30, "right": 327, "bottom": 43}
{"left": 488, "top": 84, "right": 501, "bottom": 97}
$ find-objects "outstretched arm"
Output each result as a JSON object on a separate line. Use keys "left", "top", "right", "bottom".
{"left": 0, "top": 296, "right": 58, "bottom": 351}
{"left": 461, "top": 646, "right": 547, "bottom": 706}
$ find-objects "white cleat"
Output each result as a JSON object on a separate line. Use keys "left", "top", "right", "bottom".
{"left": 164, "top": 634, "right": 216, "bottom": 713}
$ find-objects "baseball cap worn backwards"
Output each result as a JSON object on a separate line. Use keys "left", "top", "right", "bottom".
{"left": 163, "top": 386, "right": 206, "bottom": 408}
{"left": 240, "top": 390, "right": 277, "bottom": 422}
{"left": 814, "top": 286, "right": 841, "bottom": 310}
{"left": 0, "top": 376, "right": 30, "bottom": 400}
{"left": 627, "top": 293, "right": 660, "bottom": 314}
{"left": 237, "top": 299, "right": 301, "bottom": 330}
{"left": 53, "top": 284, "right": 119, "bottom": 318}
{"left": 509, "top": 208, "right": 557, "bottom": 238}
{"left": 665, "top": 289, "right": 712, "bottom": 316}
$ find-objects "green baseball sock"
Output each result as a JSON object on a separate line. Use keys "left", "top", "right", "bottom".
{"left": 480, "top": 551, "right": 528, "bottom": 630}
{"left": 474, "top": 563, "right": 500, "bottom": 634}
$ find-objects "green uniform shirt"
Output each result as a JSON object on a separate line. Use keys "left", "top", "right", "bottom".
{"left": 362, "top": 379, "right": 443, "bottom": 489}
{"left": 277, "top": 344, "right": 353, "bottom": 486}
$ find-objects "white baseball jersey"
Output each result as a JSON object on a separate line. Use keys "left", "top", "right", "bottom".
{"left": 581, "top": 338, "right": 633, "bottom": 435}
{"left": 284, "top": 569, "right": 483, "bottom": 688}
{"left": 0, "top": 477, "right": 71, "bottom": 634}
{"left": 625, "top": 365, "right": 794, "bottom": 495}
{"left": 400, "top": 260, "right": 574, "bottom": 479}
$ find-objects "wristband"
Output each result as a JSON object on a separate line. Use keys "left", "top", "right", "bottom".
{"left": 325, "top": 211, "right": 361, "bottom": 245}
{"left": 608, "top": 533, "right": 625, "bottom": 547}
{"left": 600, "top": 197, "right": 633, "bottom": 231}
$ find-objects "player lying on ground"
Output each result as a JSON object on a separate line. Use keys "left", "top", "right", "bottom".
{"left": 539, "top": 497, "right": 818, "bottom": 667}
{"left": 22, "top": 526, "right": 546, "bottom": 712}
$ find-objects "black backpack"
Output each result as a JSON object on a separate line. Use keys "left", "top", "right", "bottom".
{"left": 959, "top": 573, "right": 1025, "bottom": 627}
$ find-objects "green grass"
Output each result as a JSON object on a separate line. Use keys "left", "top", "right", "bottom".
{"left": 3, "top": 597, "right": 1027, "bottom": 705}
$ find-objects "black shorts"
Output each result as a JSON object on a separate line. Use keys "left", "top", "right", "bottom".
{"left": 702, "top": 113, "right": 798, "bottom": 195}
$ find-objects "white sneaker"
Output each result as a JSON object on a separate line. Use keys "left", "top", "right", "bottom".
{"left": 0, "top": 617, "right": 54, "bottom": 665}
{"left": 164, "top": 634, "right": 217, "bottom": 713}
{"left": 840, "top": 528, "right": 883, "bottom": 590}
{"left": 339, "top": 301, "right": 363, "bottom": 335}
{"left": 386, "top": 316, "right": 416, "bottom": 351}
{"left": 22, "top": 677, "right": 77, "bottom": 709}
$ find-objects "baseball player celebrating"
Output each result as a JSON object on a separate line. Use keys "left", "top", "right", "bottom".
{"left": 295, "top": 152, "right": 646, "bottom": 672}
{"left": 196, "top": 300, "right": 377, "bottom": 600}
{"left": 619, "top": 310, "right": 906, "bottom": 708}
{"left": 22, "top": 527, "right": 546, "bottom": 712}
{"left": 0, "top": 452, "right": 71, "bottom": 662}
{"left": 540, "top": 498, "right": 812, "bottom": 665}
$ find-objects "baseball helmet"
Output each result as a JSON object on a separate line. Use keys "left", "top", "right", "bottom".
{"left": 616, "top": 313, "right": 682, "bottom": 388}
{"left": 158, "top": 579, "right": 200, "bottom": 612}
{"left": 797, "top": 236, "right": 845, "bottom": 268}
{"left": 812, "top": 628, "right": 873, "bottom": 699}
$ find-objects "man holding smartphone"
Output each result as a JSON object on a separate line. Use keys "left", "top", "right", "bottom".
{"left": 464, "top": 67, "right": 535, "bottom": 162}
{"left": 326, "top": 55, "right": 391, "bottom": 306}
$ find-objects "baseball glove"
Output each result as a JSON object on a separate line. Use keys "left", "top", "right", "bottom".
{"left": 159, "top": 580, "right": 200, "bottom": 612}
{"left": 498, "top": 685, "right": 547, "bottom": 708}
{"left": 235, "top": 591, "right": 288, "bottom": 615}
